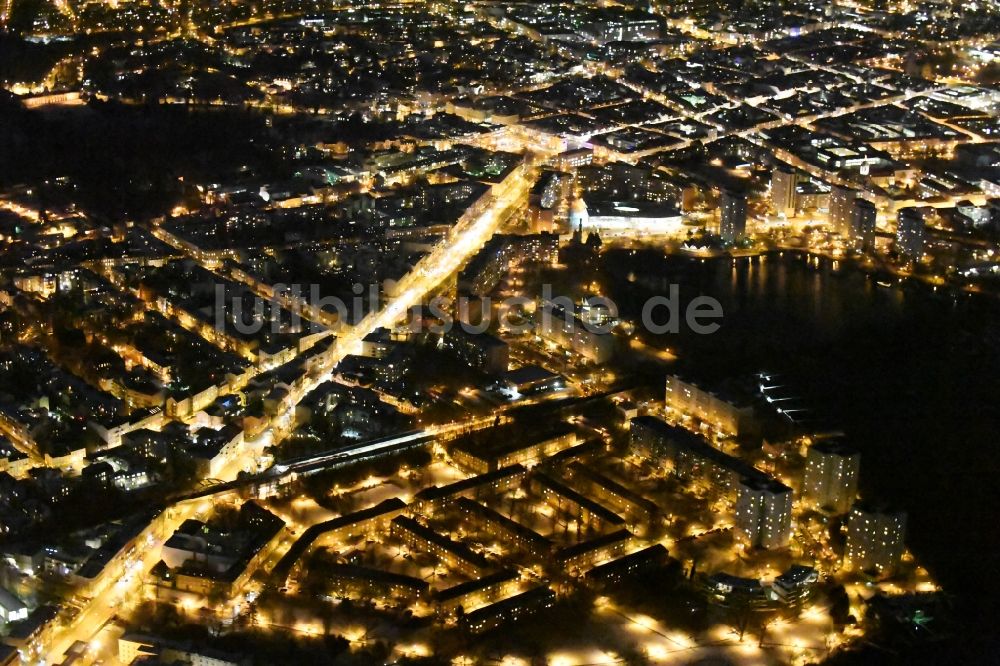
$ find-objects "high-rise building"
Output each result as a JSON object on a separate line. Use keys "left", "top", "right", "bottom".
{"left": 802, "top": 441, "right": 859, "bottom": 514}
{"left": 845, "top": 503, "right": 907, "bottom": 574}
{"left": 851, "top": 199, "right": 877, "bottom": 252}
{"left": 829, "top": 185, "right": 857, "bottom": 235}
{"left": 895, "top": 207, "right": 925, "bottom": 259}
{"left": 771, "top": 167, "right": 798, "bottom": 218}
{"left": 735, "top": 477, "right": 793, "bottom": 550}
{"left": 720, "top": 189, "right": 747, "bottom": 244}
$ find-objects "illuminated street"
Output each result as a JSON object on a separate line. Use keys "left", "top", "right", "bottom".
{"left": 0, "top": 0, "right": 995, "bottom": 664}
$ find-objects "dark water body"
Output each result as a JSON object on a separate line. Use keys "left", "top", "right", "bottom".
{"left": 604, "top": 249, "right": 1000, "bottom": 627}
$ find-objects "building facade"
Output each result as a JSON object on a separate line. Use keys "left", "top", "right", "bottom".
{"left": 719, "top": 189, "right": 747, "bottom": 243}
{"left": 664, "top": 375, "right": 753, "bottom": 436}
{"left": 895, "top": 207, "right": 926, "bottom": 259}
{"left": 829, "top": 184, "right": 857, "bottom": 235}
{"left": 735, "top": 477, "right": 793, "bottom": 550}
{"left": 851, "top": 199, "right": 877, "bottom": 252}
{"left": 802, "top": 441, "right": 860, "bottom": 514}
{"left": 845, "top": 503, "right": 907, "bottom": 575}
{"left": 772, "top": 167, "right": 798, "bottom": 218}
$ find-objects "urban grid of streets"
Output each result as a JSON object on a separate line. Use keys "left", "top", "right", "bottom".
{"left": 41, "top": 148, "right": 539, "bottom": 665}
{"left": 0, "top": 0, "right": 987, "bottom": 663}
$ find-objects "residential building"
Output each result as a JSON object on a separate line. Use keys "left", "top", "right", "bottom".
{"left": 413, "top": 465, "right": 527, "bottom": 512}
{"left": 391, "top": 516, "right": 493, "bottom": 577}
{"left": 772, "top": 167, "right": 798, "bottom": 217}
{"left": 454, "top": 497, "right": 551, "bottom": 559}
{"left": 829, "top": 184, "right": 857, "bottom": 234}
{"left": 531, "top": 473, "right": 626, "bottom": 530}
{"left": 895, "top": 207, "right": 926, "bottom": 259}
{"left": 802, "top": 441, "right": 860, "bottom": 514}
{"left": 118, "top": 633, "right": 244, "bottom": 666}
{"left": 154, "top": 502, "right": 285, "bottom": 598}
{"left": 584, "top": 544, "right": 669, "bottom": 588}
{"left": 536, "top": 299, "right": 617, "bottom": 364}
{"left": 460, "top": 586, "right": 556, "bottom": 634}
{"left": 720, "top": 189, "right": 747, "bottom": 243}
{"left": 555, "top": 529, "right": 634, "bottom": 575}
{"left": 851, "top": 199, "right": 877, "bottom": 252}
{"left": 443, "top": 329, "right": 509, "bottom": 375}
{"left": 566, "top": 461, "right": 660, "bottom": 526}
{"left": 664, "top": 375, "right": 754, "bottom": 436}
{"left": 435, "top": 569, "right": 520, "bottom": 616}
{"left": 735, "top": 477, "right": 793, "bottom": 550}
{"left": 845, "top": 503, "right": 907, "bottom": 575}
{"left": 326, "top": 564, "right": 429, "bottom": 603}
{"left": 630, "top": 416, "right": 765, "bottom": 495}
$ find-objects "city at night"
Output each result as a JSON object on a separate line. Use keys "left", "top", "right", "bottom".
{"left": 0, "top": 0, "right": 998, "bottom": 663}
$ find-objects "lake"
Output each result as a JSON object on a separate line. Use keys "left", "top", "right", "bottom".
{"left": 603, "top": 249, "right": 1000, "bottom": 628}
